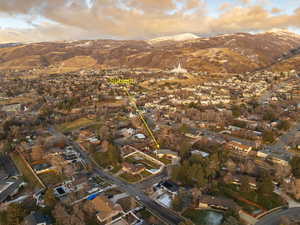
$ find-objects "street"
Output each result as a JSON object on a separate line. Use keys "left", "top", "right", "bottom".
{"left": 48, "top": 127, "right": 183, "bottom": 225}
{"left": 255, "top": 207, "right": 300, "bottom": 225}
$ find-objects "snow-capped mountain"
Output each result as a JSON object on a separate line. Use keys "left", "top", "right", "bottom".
{"left": 147, "top": 33, "right": 199, "bottom": 44}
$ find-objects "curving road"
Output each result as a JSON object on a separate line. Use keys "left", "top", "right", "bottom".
{"left": 255, "top": 207, "right": 300, "bottom": 225}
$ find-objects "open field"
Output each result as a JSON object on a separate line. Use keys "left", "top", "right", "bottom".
{"left": 183, "top": 209, "right": 224, "bottom": 225}
{"left": 58, "top": 117, "right": 100, "bottom": 132}
{"left": 124, "top": 152, "right": 161, "bottom": 170}
{"left": 39, "top": 172, "right": 64, "bottom": 186}
{"left": 119, "top": 172, "right": 142, "bottom": 183}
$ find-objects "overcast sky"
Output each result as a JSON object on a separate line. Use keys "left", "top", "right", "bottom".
{"left": 0, "top": 0, "right": 299, "bottom": 43}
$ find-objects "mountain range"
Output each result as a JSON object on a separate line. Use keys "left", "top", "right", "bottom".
{"left": 0, "top": 30, "right": 300, "bottom": 74}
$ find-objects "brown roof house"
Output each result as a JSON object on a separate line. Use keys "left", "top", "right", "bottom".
{"left": 91, "top": 195, "right": 123, "bottom": 223}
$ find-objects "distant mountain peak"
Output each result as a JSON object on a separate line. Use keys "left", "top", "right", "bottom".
{"left": 264, "top": 29, "right": 300, "bottom": 37}
{"left": 147, "top": 33, "right": 199, "bottom": 44}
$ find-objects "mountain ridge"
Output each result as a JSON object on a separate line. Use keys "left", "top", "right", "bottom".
{"left": 0, "top": 31, "right": 300, "bottom": 73}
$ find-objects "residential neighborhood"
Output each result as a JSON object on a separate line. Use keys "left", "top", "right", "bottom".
{"left": 0, "top": 66, "right": 299, "bottom": 225}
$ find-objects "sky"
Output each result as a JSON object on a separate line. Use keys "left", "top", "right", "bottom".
{"left": 0, "top": 0, "right": 299, "bottom": 43}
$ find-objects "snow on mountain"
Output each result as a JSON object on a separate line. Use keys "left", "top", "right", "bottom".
{"left": 264, "top": 29, "right": 300, "bottom": 38}
{"left": 147, "top": 33, "right": 199, "bottom": 44}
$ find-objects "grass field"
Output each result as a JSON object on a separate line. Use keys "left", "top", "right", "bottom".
{"left": 10, "top": 152, "right": 43, "bottom": 189}
{"left": 58, "top": 117, "right": 99, "bottom": 132}
{"left": 183, "top": 209, "right": 224, "bottom": 225}
{"left": 119, "top": 172, "right": 141, "bottom": 183}
{"left": 124, "top": 153, "right": 161, "bottom": 170}
{"left": 39, "top": 172, "right": 64, "bottom": 186}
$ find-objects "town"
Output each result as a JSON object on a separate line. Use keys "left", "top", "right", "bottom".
{"left": 0, "top": 64, "right": 300, "bottom": 225}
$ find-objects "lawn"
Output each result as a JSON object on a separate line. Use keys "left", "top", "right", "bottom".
{"left": 218, "top": 184, "right": 285, "bottom": 210}
{"left": 183, "top": 209, "right": 224, "bottom": 225}
{"left": 111, "top": 165, "right": 122, "bottom": 174}
{"left": 157, "top": 156, "right": 172, "bottom": 165}
{"left": 119, "top": 172, "right": 141, "bottom": 183}
{"left": 10, "top": 152, "right": 44, "bottom": 189}
{"left": 141, "top": 170, "right": 153, "bottom": 178}
{"left": 124, "top": 153, "right": 161, "bottom": 170}
{"left": 58, "top": 118, "right": 99, "bottom": 133}
{"left": 39, "top": 172, "right": 64, "bottom": 186}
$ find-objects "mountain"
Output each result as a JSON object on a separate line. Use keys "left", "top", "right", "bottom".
{"left": 147, "top": 33, "right": 200, "bottom": 44}
{"left": 0, "top": 42, "right": 22, "bottom": 49}
{"left": 0, "top": 31, "right": 300, "bottom": 73}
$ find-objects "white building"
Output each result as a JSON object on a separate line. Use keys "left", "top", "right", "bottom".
{"left": 171, "top": 63, "right": 187, "bottom": 74}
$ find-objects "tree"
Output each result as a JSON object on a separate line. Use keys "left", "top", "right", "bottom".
{"left": 5, "top": 203, "right": 26, "bottom": 225}
{"left": 263, "top": 110, "right": 277, "bottom": 122}
{"left": 257, "top": 173, "right": 274, "bottom": 196}
{"left": 107, "top": 143, "right": 121, "bottom": 166}
{"left": 172, "top": 194, "right": 184, "bottom": 212}
{"left": 291, "top": 156, "right": 300, "bottom": 178}
{"left": 179, "top": 141, "right": 191, "bottom": 160}
{"left": 277, "top": 120, "right": 291, "bottom": 131}
{"left": 31, "top": 145, "right": 44, "bottom": 161}
{"left": 179, "top": 220, "right": 194, "bottom": 225}
{"left": 240, "top": 176, "right": 251, "bottom": 195}
{"left": 262, "top": 130, "right": 275, "bottom": 143}
{"left": 44, "top": 189, "right": 58, "bottom": 208}
{"left": 232, "top": 105, "right": 241, "bottom": 118}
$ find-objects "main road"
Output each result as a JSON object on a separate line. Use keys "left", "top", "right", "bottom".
{"left": 255, "top": 207, "right": 300, "bottom": 225}
{"left": 48, "top": 127, "right": 183, "bottom": 225}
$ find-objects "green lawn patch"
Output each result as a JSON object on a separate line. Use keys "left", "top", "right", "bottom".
{"left": 218, "top": 183, "right": 285, "bottom": 210}
{"left": 119, "top": 172, "right": 141, "bottom": 183}
{"left": 183, "top": 209, "right": 224, "bottom": 225}
{"left": 58, "top": 118, "right": 99, "bottom": 133}
{"left": 141, "top": 170, "right": 152, "bottom": 178}
{"left": 39, "top": 172, "right": 64, "bottom": 186}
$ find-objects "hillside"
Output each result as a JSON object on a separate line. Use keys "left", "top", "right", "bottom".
{"left": 0, "top": 31, "right": 300, "bottom": 73}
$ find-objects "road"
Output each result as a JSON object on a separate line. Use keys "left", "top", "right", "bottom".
{"left": 274, "top": 188, "right": 300, "bottom": 208}
{"left": 136, "top": 168, "right": 168, "bottom": 190}
{"left": 255, "top": 207, "right": 300, "bottom": 225}
{"left": 48, "top": 127, "right": 183, "bottom": 225}
{"left": 267, "top": 121, "right": 300, "bottom": 151}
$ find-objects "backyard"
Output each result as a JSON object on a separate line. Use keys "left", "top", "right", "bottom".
{"left": 183, "top": 209, "right": 224, "bottom": 225}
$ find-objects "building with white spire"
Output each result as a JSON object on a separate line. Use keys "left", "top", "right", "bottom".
{"left": 171, "top": 63, "right": 187, "bottom": 74}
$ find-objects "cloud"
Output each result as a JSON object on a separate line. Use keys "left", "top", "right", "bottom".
{"left": 219, "top": 2, "right": 232, "bottom": 11}
{"left": 239, "top": 0, "right": 252, "bottom": 4}
{"left": 271, "top": 8, "right": 281, "bottom": 14}
{"left": 0, "top": 0, "right": 299, "bottom": 43}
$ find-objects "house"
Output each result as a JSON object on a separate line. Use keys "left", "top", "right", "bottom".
{"left": 155, "top": 149, "right": 179, "bottom": 160}
{"left": 91, "top": 196, "right": 123, "bottom": 223}
{"left": 226, "top": 141, "right": 252, "bottom": 155}
{"left": 0, "top": 178, "right": 25, "bottom": 203}
{"left": 64, "top": 174, "right": 91, "bottom": 192}
{"left": 24, "top": 211, "right": 54, "bottom": 225}
{"left": 191, "top": 150, "right": 210, "bottom": 158}
{"left": 230, "top": 175, "right": 257, "bottom": 190}
{"left": 198, "top": 195, "right": 239, "bottom": 211}
{"left": 157, "top": 180, "right": 179, "bottom": 196}
{"left": 122, "top": 162, "right": 145, "bottom": 175}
